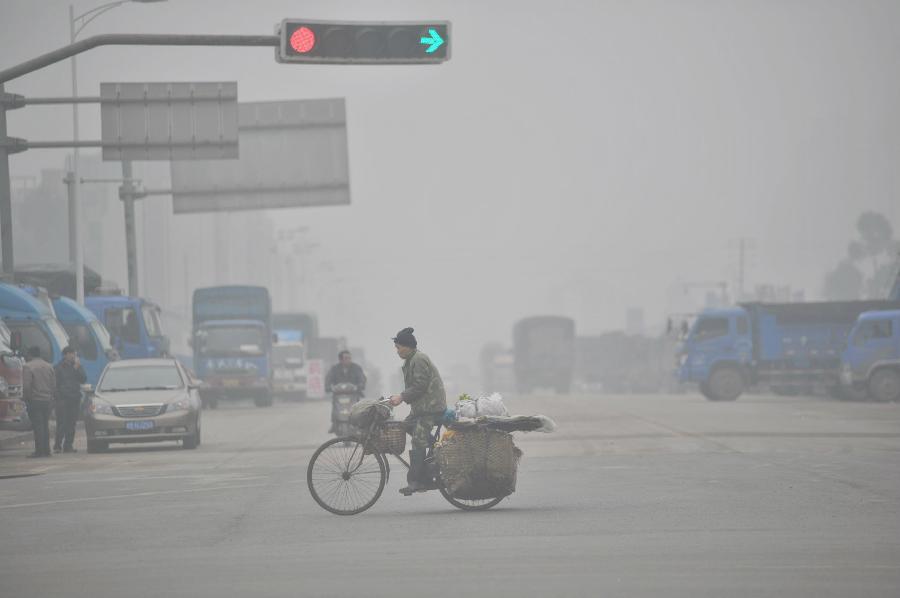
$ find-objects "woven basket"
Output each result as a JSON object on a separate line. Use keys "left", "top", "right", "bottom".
{"left": 364, "top": 421, "right": 407, "bottom": 455}
{"left": 436, "top": 427, "right": 519, "bottom": 500}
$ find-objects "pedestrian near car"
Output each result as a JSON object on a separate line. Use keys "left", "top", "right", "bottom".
{"left": 54, "top": 345, "right": 86, "bottom": 453}
{"left": 388, "top": 327, "right": 447, "bottom": 495}
{"left": 22, "top": 346, "right": 56, "bottom": 458}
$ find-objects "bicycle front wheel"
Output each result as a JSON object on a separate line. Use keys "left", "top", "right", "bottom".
{"left": 307, "top": 437, "right": 387, "bottom": 515}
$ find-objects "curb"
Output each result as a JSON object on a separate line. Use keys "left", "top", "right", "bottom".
{"left": 0, "top": 430, "right": 35, "bottom": 450}
{"left": 0, "top": 422, "right": 76, "bottom": 450}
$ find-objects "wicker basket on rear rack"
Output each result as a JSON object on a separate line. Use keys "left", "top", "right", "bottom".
{"left": 364, "top": 421, "right": 407, "bottom": 455}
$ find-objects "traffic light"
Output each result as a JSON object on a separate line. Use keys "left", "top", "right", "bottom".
{"left": 276, "top": 20, "right": 450, "bottom": 64}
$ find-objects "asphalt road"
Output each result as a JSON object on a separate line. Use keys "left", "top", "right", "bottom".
{"left": 1, "top": 392, "right": 899, "bottom": 598}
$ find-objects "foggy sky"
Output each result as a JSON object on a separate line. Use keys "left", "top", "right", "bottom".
{"left": 2, "top": 0, "right": 899, "bottom": 381}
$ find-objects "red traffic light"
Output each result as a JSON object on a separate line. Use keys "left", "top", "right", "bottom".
{"left": 289, "top": 26, "right": 316, "bottom": 53}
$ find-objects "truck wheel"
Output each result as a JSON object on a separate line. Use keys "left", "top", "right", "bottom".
{"left": 706, "top": 367, "right": 743, "bottom": 401}
{"left": 869, "top": 368, "right": 900, "bottom": 403}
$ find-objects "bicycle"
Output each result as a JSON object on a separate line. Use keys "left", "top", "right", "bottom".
{"left": 307, "top": 399, "right": 508, "bottom": 515}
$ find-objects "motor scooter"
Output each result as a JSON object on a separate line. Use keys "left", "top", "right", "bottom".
{"left": 331, "top": 382, "right": 361, "bottom": 437}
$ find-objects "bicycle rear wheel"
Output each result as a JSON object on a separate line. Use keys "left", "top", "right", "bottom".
{"left": 438, "top": 485, "right": 505, "bottom": 511}
{"left": 307, "top": 437, "right": 387, "bottom": 515}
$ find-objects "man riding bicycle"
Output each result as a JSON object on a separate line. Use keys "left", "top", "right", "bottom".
{"left": 388, "top": 327, "right": 447, "bottom": 495}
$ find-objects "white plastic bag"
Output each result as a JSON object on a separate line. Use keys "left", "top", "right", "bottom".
{"left": 456, "top": 392, "right": 509, "bottom": 419}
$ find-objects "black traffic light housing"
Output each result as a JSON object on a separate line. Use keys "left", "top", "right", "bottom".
{"left": 276, "top": 20, "right": 450, "bottom": 64}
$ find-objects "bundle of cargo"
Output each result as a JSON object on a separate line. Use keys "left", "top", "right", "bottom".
{"left": 435, "top": 426, "right": 522, "bottom": 500}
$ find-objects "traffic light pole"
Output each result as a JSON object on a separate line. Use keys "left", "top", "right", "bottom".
{"left": 0, "top": 33, "right": 278, "bottom": 277}
{"left": 0, "top": 83, "right": 14, "bottom": 276}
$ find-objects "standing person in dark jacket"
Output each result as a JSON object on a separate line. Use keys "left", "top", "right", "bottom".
{"left": 54, "top": 346, "right": 86, "bottom": 453}
{"left": 388, "top": 327, "right": 447, "bottom": 495}
{"left": 23, "top": 347, "right": 56, "bottom": 458}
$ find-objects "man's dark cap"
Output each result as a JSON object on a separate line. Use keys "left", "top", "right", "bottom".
{"left": 392, "top": 327, "right": 417, "bottom": 348}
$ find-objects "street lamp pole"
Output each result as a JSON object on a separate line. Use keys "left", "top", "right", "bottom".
{"left": 69, "top": 4, "right": 83, "bottom": 304}
{"left": 68, "top": 0, "right": 165, "bottom": 303}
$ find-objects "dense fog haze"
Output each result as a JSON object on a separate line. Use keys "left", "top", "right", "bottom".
{"left": 2, "top": 0, "right": 899, "bottom": 382}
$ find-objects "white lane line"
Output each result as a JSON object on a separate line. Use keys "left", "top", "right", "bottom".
{"left": 0, "top": 482, "right": 265, "bottom": 510}
{"left": 45, "top": 474, "right": 269, "bottom": 484}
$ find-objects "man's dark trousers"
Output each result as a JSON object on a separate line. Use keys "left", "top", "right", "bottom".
{"left": 26, "top": 400, "right": 52, "bottom": 456}
{"left": 54, "top": 399, "right": 80, "bottom": 450}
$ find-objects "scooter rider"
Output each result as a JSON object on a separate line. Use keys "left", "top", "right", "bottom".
{"left": 325, "top": 350, "right": 366, "bottom": 433}
{"left": 388, "top": 327, "right": 447, "bottom": 495}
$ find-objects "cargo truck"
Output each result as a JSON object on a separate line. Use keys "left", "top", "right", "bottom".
{"left": 678, "top": 300, "right": 900, "bottom": 401}
{"left": 192, "top": 286, "right": 274, "bottom": 408}
{"left": 839, "top": 267, "right": 900, "bottom": 402}
{"left": 512, "top": 316, "right": 575, "bottom": 394}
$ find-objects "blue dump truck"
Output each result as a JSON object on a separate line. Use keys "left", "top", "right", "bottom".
{"left": 192, "top": 286, "right": 274, "bottom": 408}
{"left": 841, "top": 309, "right": 900, "bottom": 402}
{"left": 513, "top": 316, "right": 576, "bottom": 394}
{"left": 0, "top": 282, "right": 70, "bottom": 366}
{"left": 50, "top": 295, "right": 118, "bottom": 386}
{"left": 17, "top": 285, "right": 117, "bottom": 386}
{"left": 85, "top": 294, "right": 169, "bottom": 360}
{"left": 840, "top": 270, "right": 900, "bottom": 402}
{"left": 678, "top": 300, "right": 900, "bottom": 401}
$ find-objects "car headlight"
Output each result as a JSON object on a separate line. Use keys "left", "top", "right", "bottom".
{"left": 167, "top": 397, "right": 192, "bottom": 412}
{"left": 90, "top": 399, "right": 115, "bottom": 415}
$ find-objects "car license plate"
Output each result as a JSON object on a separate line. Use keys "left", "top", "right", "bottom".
{"left": 126, "top": 420, "right": 155, "bottom": 431}
{"left": 223, "top": 379, "right": 241, "bottom": 387}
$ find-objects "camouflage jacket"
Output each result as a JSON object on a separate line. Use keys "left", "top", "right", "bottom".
{"left": 401, "top": 350, "right": 447, "bottom": 416}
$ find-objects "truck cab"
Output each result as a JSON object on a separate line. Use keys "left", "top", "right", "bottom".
{"left": 842, "top": 310, "right": 900, "bottom": 402}
{"left": 192, "top": 286, "right": 274, "bottom": 408}
{"left": 0, "top": 282, "right": 69, "bottom": 366}
{"left": 51, "top": 295, "right": 118, "bottom": 386}
{"left": 194, "top": 319, "right": 272, "bottom": 407}
{"left": 272, "top": 331, "right": 307, "bottom": 400}
{"left": 677, "top": 307, "right": 753, "bottom": 401}
{"left": 85, "top": 295, "right": 170, "bottom": 359}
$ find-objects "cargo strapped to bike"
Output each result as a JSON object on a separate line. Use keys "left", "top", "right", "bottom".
{"left": 349, "top": 399, "right": 391, "bottom": 428}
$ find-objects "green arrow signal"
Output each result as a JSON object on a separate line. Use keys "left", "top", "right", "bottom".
{"left": 420, "top": 28, "right": 444, "bottom": 53}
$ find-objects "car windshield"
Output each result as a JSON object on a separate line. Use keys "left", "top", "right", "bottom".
{"left": 6, "top": 321, "right": 53, "bottom": 360}
{"left": 46, "top": 319, "right": 70, "bottom": 353}
{"left": 62, "top": 323, "right": 98, "bottom": 361}
{"left": 201, "top": 326, "right": 264, "bottom": 355}
{"left": 99, "top": 364, "right": 184, "bottom": 392}
{"left": 91, "top": 320, "right": 113, "bottom": 351}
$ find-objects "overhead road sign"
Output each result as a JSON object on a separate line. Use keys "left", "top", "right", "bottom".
{"left": 100, "top": 82, "right": 239, "bottom": 161}
{"left": 170, "top": 98, "right": 349, "bottom": 214}
{"left": 276, "top": 20, "right": 450, "bottom": 64}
